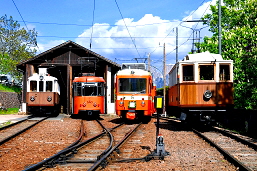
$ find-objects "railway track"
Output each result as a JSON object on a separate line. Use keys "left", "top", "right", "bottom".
{"left": 158, "top": 116, "right": 257, "bottom": 170}
{"left": 193, "top": 126, "right": 257, "bottom": 171}
{"left": 23, "top": 119, "right": 144, "bottom": 171}
{"left": 0, "top": 116, "right": 49, "bottom": 146}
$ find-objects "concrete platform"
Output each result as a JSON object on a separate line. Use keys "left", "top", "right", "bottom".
{"left": 28, "top": 114, "right": 68, "bottom": 121}
{"left": 0, "top": 114, "right": 69, "bottom": 125}
{"left": 0, "top": 115, "right": 29, "bottom": 124}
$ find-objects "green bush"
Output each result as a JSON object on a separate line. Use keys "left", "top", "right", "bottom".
{"left": 0, "top": 84, "right": 21, "bottom": 93}
{"left": 0, "top": 108, "right": 19, "bottom": 115}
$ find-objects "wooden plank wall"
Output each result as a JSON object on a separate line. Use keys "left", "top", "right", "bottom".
{"left": 179, "top": 82, "right": 233, "bottom": 106}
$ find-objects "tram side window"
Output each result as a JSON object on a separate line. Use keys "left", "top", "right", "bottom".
{"left": 97, "top": 83, "right": 104, "bottom": 96}
{"left": 199, "top": 65, "right": 214, "bottom": 80}
{"left": 30, "top": 81, "right": 37, "bottom": 92}
{"left": 183, "top": 65, "right": 194, "bottom": 81}
{"left": 46, "top": 81, "right": 53, "bottom": 92}
{"left": 220, "top": 65, "right": 230, "bottom": 80}
{"left": 73, "top": 83, "right": 82, "bottom": 96}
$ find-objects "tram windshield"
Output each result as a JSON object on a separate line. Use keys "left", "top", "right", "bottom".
{"left": 118, "top": 78, "right": 146, "bottom": 94}
{"left": 29, "top": 80, "right": 54, "bottom": 92}
{"left": 73, "top": 82, "right": 105, "bottom": 96}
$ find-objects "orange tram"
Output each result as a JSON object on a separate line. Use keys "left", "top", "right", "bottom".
{"left": 115, "top": 63, "right": 156, "bottom": 122}
{"left": 72, "top": 73, "right": 105, "bottom": 118}
{"left": 166, "top": 52, "right": 234, "bottom": 123}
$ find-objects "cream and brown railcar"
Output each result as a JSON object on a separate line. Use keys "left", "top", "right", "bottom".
{"left": 167, "top": 52, "right": 233, "bottom": 122}
{"left": 26, "top": 68, "right": 60, "bottom": 116}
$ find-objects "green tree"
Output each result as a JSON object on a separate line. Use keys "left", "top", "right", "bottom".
{"left": 198, "top": 0, "right": 257, "bottom": 109}
{"left": 0, "top": 15, "right": 37, "bottom": 80}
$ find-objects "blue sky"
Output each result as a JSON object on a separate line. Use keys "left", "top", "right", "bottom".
{"left": 1, "top": 0, "right": 217, "bottom": 69}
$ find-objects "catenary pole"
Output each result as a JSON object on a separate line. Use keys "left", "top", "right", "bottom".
{"left": 218, "top": 0, "right": 222, "bottom": 55}
{"left": 163, "top": 43, "right": 166, "bottom": 114}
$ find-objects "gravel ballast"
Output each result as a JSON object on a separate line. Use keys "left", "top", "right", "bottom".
{"left": 0, "top": 115, "right": 237, "bottom": 171}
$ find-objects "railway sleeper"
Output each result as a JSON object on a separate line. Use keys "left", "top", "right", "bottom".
{"left": 43, "top": 159, "right": 58, "bottom": 168}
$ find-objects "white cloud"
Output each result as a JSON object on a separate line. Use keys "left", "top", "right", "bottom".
{"left": 37, "top": 1, "right": 215, "bottom": 65}
{"left": 37, "top": 40, "right": 66, "bottom": 53}
{"left": 75, "top": 14, "right": 181, "bottom": 62}
{"left": 75, "top": 0, "right": 215, "bottom": 65}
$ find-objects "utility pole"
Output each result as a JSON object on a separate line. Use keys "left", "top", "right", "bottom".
{"left": 176, "top": 27, "right": 178, "bottom": 63}
{"left": 163, "top": 43, "right": 166, "bottom": 115}
{"left": 218, "top": 0, "right": 222, "bottom": 55}
{"left": 148, "top": 53, "right": 151, "bottom": 71}
{"left": 181, "top": 20, "right": 208, "bottom": 53}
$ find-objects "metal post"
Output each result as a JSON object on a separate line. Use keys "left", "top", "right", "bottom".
{"left": 148, "top": 53, "right": 151, "bottom": 71}
{"left": 163, "top": 43, "right": 166, "bottom": 115}
{"left": 218, "top": 0, "right": 222, "bottom": 55}
{"left": 147, "top": 96, "right": 169, "bottom": 159}
{"left": 176, "top": 27, "right": 178, "bottom": 63}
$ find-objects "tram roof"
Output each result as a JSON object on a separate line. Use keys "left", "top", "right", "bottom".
{"left": 116, "top": 68, "right": 151, "bottom": 76}
{"left": 28, "top": 73, "right": 58, "bottom": 81}
{"left": 182, "top": 51, "right": 232, "bottom": 62}
{"left": 73, "top": 76, "right": 105, "bottom": 83}
{"left": 121, "top": 63, "right": 146, "bottom": 70}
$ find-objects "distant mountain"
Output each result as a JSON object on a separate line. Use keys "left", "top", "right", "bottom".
{"left": 150, "top": 64, "right": 174, "bottom": 88}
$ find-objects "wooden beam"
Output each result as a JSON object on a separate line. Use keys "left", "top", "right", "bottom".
{"left": 67, "top": 64, "right": 72, "bottom": 114}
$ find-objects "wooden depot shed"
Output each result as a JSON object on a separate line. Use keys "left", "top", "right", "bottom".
{"left": 17, "top": 40, "right": 120, "bottom": 115}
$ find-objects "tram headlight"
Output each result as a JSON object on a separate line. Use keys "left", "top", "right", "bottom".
{"left": 204, "top": 90, "right": 212, "bottom": 99}
{"left": 47, "top": 96, "right": 52, "bottom": 102}
{"left": 30, "top": 96, "right": 35, "bottom": 102}
{"left": 141, "top": 101, "right": 145, "bottom": 107}
{"left": 39, "top": 75, "right": 44, "bottom": 80}
{"left": 128, "top": 101, "right": 136, "bottom": 108}
{"left": 80, "top": 102, "right": 86, "bottom": 107}
{"left": 119, "top": 101, "right": 124, "bottom": 107}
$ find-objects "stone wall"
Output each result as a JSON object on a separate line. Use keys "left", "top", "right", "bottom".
{"left": 0, "top": 92, "right": 21, "bottom": 108}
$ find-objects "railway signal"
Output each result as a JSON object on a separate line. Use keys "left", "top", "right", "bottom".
{"left": 147, "top": 96, "right": 169, "bottom": 159}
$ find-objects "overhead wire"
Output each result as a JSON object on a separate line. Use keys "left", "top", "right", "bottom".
{"left": 89, "top": 0, "right": 96, "bottom": 49}
{"left": 11, "top": 0, "right": 211, "bottom": 64}
{"left": 11, "top": 0, "right": 41, "bottom": 53}
{"left": 166, "top": 0, "right": 212, "bottom": 60}
{"left": 114, "top": 0, "right": 141, "bottom": 58}
{"left": 16, "top": 20, "right": 182, "bottom": 27}
{"left": 149, "top": 0, "right": 208, "bottom": 60}
{"left": 37, "top": 36, "right": 191, "bottom": 39}
{"left": 153, "top": 0, "right": 210, "bottom": 64}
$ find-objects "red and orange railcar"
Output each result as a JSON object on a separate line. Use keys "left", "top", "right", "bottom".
{"left": 72, "top": 73, "right": 105, "bottom": 118}
{"left": 115, "top": 63, "right": 156, "bottom": 122}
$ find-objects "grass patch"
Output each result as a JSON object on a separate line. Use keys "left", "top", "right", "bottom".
{"left": 0, "top": 120, "right": 12, "bottom": 128}
{"left": 0, "top": 108, "right": 19, "bottom": 115}
{"left": 0, "top": 84, "right": 21, "bottom": 93}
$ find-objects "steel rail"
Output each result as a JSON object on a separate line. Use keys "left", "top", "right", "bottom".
{"left": 23, "top": 121, "right": 124, "bottom": 171}
{"left": 66, "top": 120, "right": 85, "bottom": 149}
{"left": 65, "top": 119, "right": 116, "bottom": 163}
{"left": 212, "top": 127, "right": 257, "bottom": 151}
{"left": 0, "top": 116, "right": 33, "bottom": 131}
{"left": 192, "top": 128, "right": 251, "bottom": 171}
{"left": 0, "top": 116, "right": 49, "bottom": 146}
{"left": 153, "top": 114, "right": 181, "bottom": 123}
{"left": 88, "top": 123, "right": 142, "bottom": 171}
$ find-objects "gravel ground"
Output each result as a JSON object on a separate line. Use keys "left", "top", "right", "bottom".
{"left": 0, "top": 115, "right": 237, "bottom": 171}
